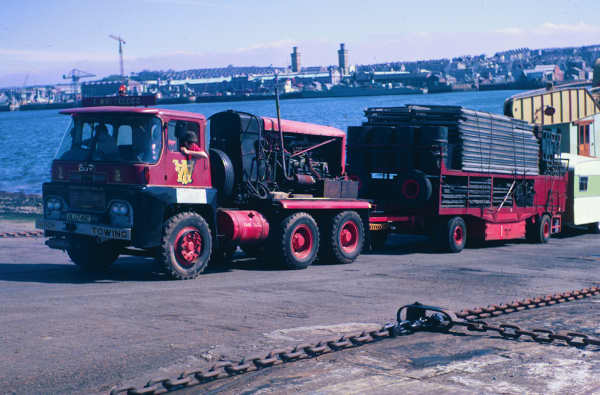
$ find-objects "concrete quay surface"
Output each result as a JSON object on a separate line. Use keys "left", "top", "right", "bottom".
{"left": 0, "top": 218, "right": 598, "bottom": 394}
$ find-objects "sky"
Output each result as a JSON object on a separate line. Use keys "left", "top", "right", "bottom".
{"left": 1, "top": 0, "right": 600, "bottom": 87}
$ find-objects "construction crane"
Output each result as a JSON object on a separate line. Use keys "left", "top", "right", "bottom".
{"left": 109, "top": 34, "right": 126, "bottom": 77}
{"left": 62, "top": 69, "right": 96, "bottom": 99}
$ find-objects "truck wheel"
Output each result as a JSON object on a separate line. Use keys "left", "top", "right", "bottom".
{"left": 276, "top": 212, "right": 319, "bottom": 270}
{"left": 67, "top": 236, "right": 120, "bottom": 272}
{"left": 588, "top": 222, "right": 600, "bottom": 234}
{"left": 160, "top": 212, "right": 212, "bottom": 279}
{"left": 437, "top": 216, "right": 466, "bottom": 253}
{"left": 320, "top": 211, "right": 365, "bottom": 264}
{"left": 526, "top": 215, "right": 551, "bottom": 243}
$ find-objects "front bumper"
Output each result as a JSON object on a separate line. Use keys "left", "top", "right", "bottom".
{"left": 35, "top": 219, "right": 131, "bottom": 241}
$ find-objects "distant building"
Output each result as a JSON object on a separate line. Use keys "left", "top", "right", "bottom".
{"left": 522, "top": 65, "right": 564, "bottom": 83}
{"left": 291, "top": 47, "right": 301, "bottom": 73}
{"left": 338, "top": 43, "right": 349, "bottom": 75}
{"left": 594, "top": 58, "right": 600, "bottom": 87}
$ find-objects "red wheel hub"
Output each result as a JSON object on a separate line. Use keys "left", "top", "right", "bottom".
{"left": 543, "top": 221, "right": 550, "bottom": 238}
{"left": 175, "top": 227, "right": 203, "bottom": 268}
{"left": 339, "top": 220, "right": 359, "bottom": 253}
{"left": 453, "top": 226, "right": 464, "bottom": 245}
{"left": 402, "top": 179, "right": 420, "bottom": 199}
{"left": 291, "top": 224, "right": 313, "bottom": 260}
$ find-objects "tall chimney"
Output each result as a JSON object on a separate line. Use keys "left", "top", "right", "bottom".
{"left": 291, "top": 46, "right": 301, "bottom": 73}
{"left": 338, "top": 43, "right": 348, "bottom": 75}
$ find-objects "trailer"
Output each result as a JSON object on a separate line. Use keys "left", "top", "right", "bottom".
{"left": 36, "top": 99, "right": 370, "bottom": 279}
{"left": 347, "top": 105, "right": 569, "bottom": 252}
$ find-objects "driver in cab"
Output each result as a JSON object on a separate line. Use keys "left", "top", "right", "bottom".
{"left": 179, "top": 131, "right": 208, "bottom": 160}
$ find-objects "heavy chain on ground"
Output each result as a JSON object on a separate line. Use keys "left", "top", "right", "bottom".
{"left": 110, "top": 286, "right": 600, "bottom": 395}
{"left": 0, "top": 230, "right": 44, "bottom": 238}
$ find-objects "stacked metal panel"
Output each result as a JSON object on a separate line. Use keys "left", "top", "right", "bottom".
{"left": 363, "top": 105, "right": 540, "bottom": 175}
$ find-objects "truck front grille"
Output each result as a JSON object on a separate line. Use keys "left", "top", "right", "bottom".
{"left": 69, "top": 188, "right": 106, "bottom": 211}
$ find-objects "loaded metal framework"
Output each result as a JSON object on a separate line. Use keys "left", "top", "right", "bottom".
{"left": 348, "top": 104, "right": 568, "bottom": 252}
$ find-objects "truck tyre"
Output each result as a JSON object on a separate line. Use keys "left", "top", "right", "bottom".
{"left": 67, "top": 236, "right": 120, "bottom": 273}
{"left": 527, "top": 214, "right": 551, "bottom": 243}
{"left": 275, "top": 212, "right": 319, "bottom": 270}
{"left": 588, "top": 222, "right": 600, "bottom": 234}
{"left": 436, "top": 216, "right": 466, "bottom": 253}
{"left": 394, "top": 169, "right": 432, "bottom": 205}
{"left": 320, "top": 211, "right": 365, "bottom": 264}
{"left": 160, "top": 212, "right": 212, "bottom": 279}
{"left": 209, "top": 148, "right": 235, "bottom": 202}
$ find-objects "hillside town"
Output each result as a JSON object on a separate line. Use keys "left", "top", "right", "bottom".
{"left": 2, "top": 43, "right": 600, "bottom": 110}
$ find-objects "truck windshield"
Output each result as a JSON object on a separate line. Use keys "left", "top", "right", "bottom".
{"left": 55, "top": 114, "right": 162, "bottom": 164}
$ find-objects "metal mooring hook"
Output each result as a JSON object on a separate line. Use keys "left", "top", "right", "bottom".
{"left": 393, "top": 302, "right": 457, "bottom": 336}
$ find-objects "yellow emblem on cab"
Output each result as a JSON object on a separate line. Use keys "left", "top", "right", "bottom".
{"left": 173, "top": 159, "right": 195, "bottom": 185}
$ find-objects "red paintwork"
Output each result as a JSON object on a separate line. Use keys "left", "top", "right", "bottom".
{"left": 60, "top": 106, "right": 206, "bottom": 121}
{"left": 262, "top": 117, "right": 345, "bottom": 138}
{"left": 55, "top": 107, "right": 211, "bottom": 188}
{"left": 291, "top": 223, "right": 313, "bottom": 260}
{"left": 339, "top": 220, "right": 359, "bottom": 253}
{"left": 175, "top": 226, "right": 203, "bottom": 267}
{"left": 370, "top": 216, "right": 411, "bottom": 223}
{"left": 368, "top": 156, "right": 569, "bottom": 241}
{"left": 161, "top": 114, "right": 211, "bottom": 188}
{"left": 217, "top": 210, "right": 270, "bottom": 244}
{"left": 52, "top": 162, "right": 148, "bottom": 185}
{"left": 482, "top": 221, "right": 526, "bottom": 241}
{"left": 277, "top": 199, "right": 371, "bottom": 210}
{"left": 262, "top": 117, "right": 347, "bottom": 175}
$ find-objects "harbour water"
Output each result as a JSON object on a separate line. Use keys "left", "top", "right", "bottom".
{"left": 0, "top": 90, "right": 522, "bottom": 194}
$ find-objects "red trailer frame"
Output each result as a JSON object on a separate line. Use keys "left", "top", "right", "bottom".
{"left": 368, "top": 157, "right": 568, "bottom": 250}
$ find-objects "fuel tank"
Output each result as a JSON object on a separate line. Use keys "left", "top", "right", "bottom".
{"left": 217, "top": 209, "right": 269, "bottom": 244}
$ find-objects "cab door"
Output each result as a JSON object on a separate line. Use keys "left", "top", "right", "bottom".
{"left": 163, "top": 118, "right": 211, "bottom": 187}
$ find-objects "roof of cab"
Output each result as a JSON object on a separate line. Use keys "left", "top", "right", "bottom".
{"left": 59, "top": 106, "right": 206, "bottom": 121}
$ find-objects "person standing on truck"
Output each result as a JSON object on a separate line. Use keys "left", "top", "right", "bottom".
{"left": 180, "top": 131, "right": 208, "bottom": 159}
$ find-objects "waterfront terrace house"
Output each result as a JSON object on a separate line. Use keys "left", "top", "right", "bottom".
{"left": 505, "top": 83, "right": 600, "bottom": 227}
{"left": 521, "top": 65, "right": 564, "bottom": 83}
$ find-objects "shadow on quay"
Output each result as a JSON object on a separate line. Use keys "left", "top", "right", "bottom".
{"left": 0, "top": 253, "right": 283, "bottom": 284}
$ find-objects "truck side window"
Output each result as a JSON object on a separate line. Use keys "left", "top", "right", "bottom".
{"left": 168, "top": 120, "right": 201, "bottom": 152}
{"left": 579, "top": 176, "right": 588, "bottom": 192}
{"left": 167, "top": 120, "right": 179, "bottom": 152}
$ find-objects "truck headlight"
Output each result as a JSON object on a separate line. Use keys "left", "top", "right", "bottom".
{"left": 46, "top": 197, "right": 62, "bottom": 211}
{"left": 109, "top": 201, "right": 132, "bottom": 227}
{"left": 110, "top": 202, "right": 129, "bottom": 215}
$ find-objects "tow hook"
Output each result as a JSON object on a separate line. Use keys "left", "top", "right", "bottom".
{"left": 391, "top": 302, "right": 456, "bottom": 336}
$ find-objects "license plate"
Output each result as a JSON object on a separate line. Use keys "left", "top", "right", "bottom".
{"left": 66, "top": 213, "right": 93, "bottom": 223}
{"left": 90, "top": 226, "right": 130, "bottom": 240}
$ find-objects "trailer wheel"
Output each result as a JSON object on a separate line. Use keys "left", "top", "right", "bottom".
{"left": 276, "top": 212, "right": 319, "bottom": 270}
{"left": 67, "top": 236, "right": 120, "bottom": 272}
{"left": 320, "top": 211, "right": 365, "bottom": 264}
{"left": 437, "top": 216, "right": 466, "bottom": 253}
{"left": 526, "top": 215, "right": 551, "bottom": 243}
{"left": 160, "top": 212, "right": 212, "bottom": 279}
